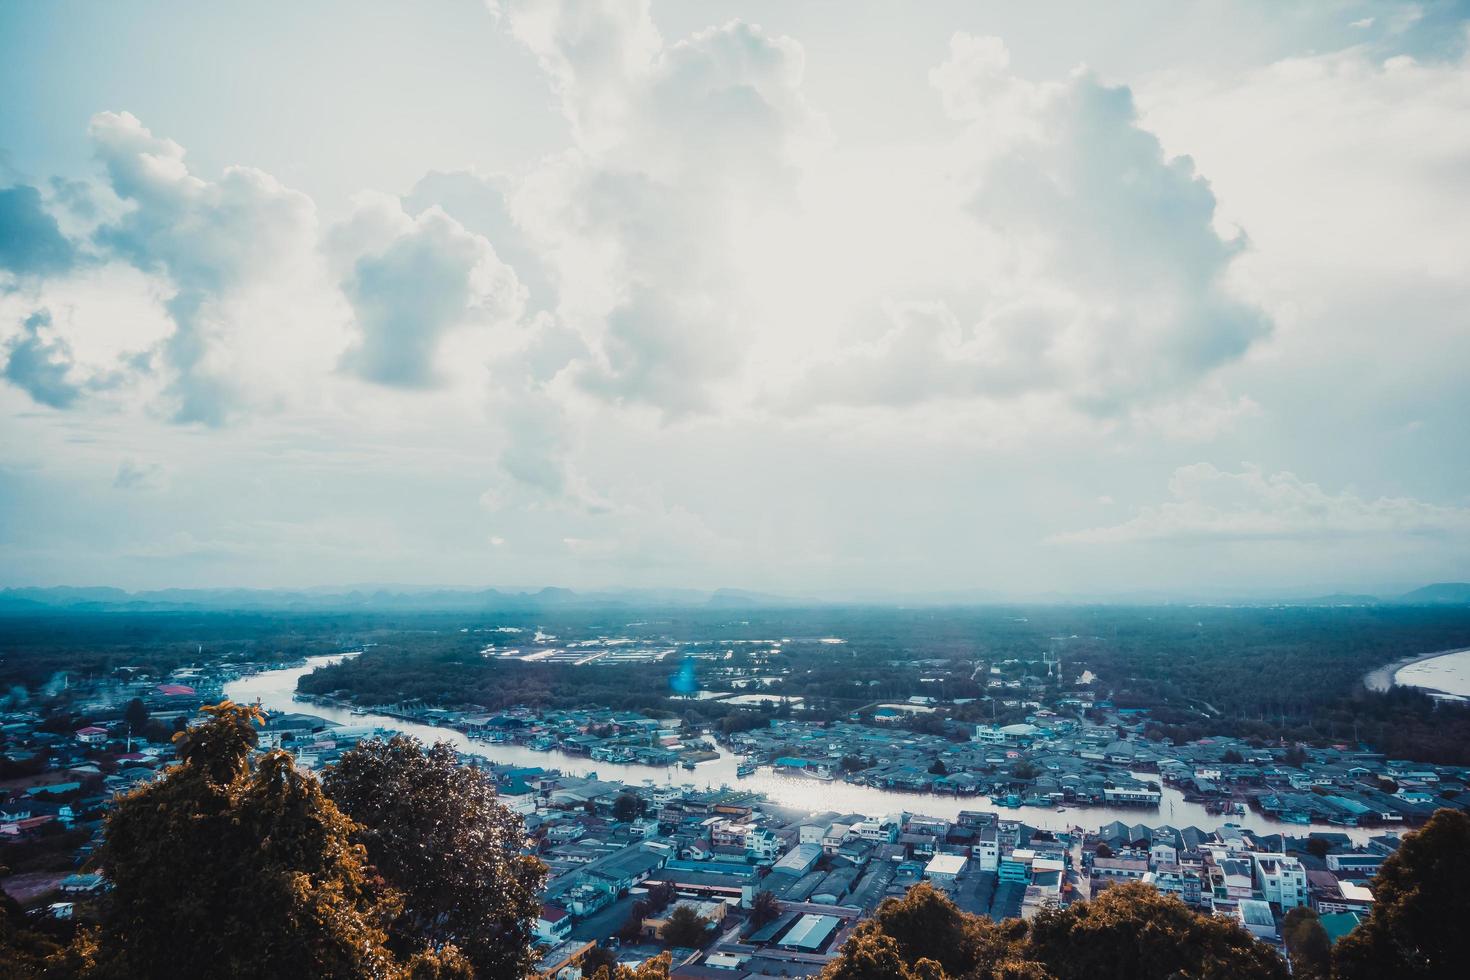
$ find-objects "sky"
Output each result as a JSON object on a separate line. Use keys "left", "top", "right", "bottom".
{"left": 1, "top": 0, "right": 1468, "bottom": 599}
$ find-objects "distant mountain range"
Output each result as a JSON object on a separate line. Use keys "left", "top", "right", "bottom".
{"left": 0, "top": 582, "right": 1467, "bottom": 613}
{"left": 0, "top": 584, "right": 813, "bottom": 614}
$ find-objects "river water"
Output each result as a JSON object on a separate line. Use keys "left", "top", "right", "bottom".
{"left": 225, "top": 655, "right": 1374, "bottom": 841}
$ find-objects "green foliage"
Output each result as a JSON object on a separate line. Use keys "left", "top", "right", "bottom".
{"left": 579, "top": 944, "right": 619, "bottom": 978}
{"left": 585, "top": 951, "right": 671, "bottom": 980}
{"left": 122, "top": 698, "right": 149, "bottom": 731}
{"left": 1332, "top": 808, "right": 1470, "bottom": 980}
{"left": 322, "top": 735, "right": 547, "bottom": 980}
{"left": 1026, "top": 882, "right": 1288, "bottom": 980}
{"left": 749, "top": 890, "right": 781, "bottom": 929}
{"left": 94, "top": 702, "right": 403, "bottom": 979}
{"left": 1010, "top": 761, "right": 1041, "bottom": 780}
{"left": 1282, "top": 907, "right": 1330, "bottom": 980}
{"left": 0, "top": 870, "right": 64, "bottom": 978}
{"left": 612, "top": 791, "right": 642, "bottom": 822}
{"left": 659, "top": 904, "right": 710, "bottom": 948}
{"left": 820, "top": 881, "right": 1289, "bottom": 980}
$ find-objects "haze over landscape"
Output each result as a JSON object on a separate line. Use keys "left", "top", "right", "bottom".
{"left": 4, "top": 5, "right": 1470, "bottom": 979}
{"left": 3, "top": 0, "right": 1468, "bottom": 599}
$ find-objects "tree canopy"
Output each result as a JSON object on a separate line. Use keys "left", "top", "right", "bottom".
{"left": 820, "top": 881, "right": 1288, "bottom": 980}
{"left": 93, "top": 701, "right": 404, "bottom": 979}
{"left": 659, "top": 904, "right": 710, "bottom": 948}
{"left": 321, "top": 735, "right": 547, "bottom": 980}
{"left": 1332, "top": 808, "right": 1470, "bottom": 979}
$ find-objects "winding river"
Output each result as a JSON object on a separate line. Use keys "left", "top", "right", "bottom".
{"left": 225, "top": 655, "right": 1375, "bottom": 841}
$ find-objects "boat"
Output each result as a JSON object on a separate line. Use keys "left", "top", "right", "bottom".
{"left": 682, "top": 759, "right": 698, "bottom": 770}
{"left": 736, "top": 762, "right": 758, "bottom": 777}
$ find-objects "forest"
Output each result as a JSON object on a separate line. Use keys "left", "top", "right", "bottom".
{"left": 6, "top": 604, "right": 1470, "bottom": 762}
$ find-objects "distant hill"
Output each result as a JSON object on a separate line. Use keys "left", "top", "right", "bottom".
{"left": 0, "top": 584, "right": 813, "bottom": 614}
{"left": 1396, "top": 582, "right": 1470, "bottom": 605}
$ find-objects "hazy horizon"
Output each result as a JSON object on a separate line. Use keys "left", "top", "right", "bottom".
{"left": 3, "top": 1, "right": 1469, "bottom": 596}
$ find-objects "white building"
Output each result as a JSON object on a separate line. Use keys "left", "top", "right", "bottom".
{"left": 924, "top": 853, "right": 968, "bottom": 883}
{"left": 1250, "top": 854, "right": 1308, "bottom": 909}
{"left": 746, "top": 828, "right": 782, "bottom": 862}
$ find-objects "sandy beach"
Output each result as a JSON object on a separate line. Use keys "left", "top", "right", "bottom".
{"left": 1363, "top": 647, "right": 1470, "bottom": 696}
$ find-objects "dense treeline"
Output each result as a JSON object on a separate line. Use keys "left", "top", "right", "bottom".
{"left": 6, "top": 605, "right": 1470, "bottom": 760}
{"left": 294, "top": 605, "right": 1470, "bottom": 761}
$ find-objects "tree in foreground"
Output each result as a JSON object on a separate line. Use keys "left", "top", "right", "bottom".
{"left": 819, "top": 880, "right": 1290, "bottom": 980}
{"left": 583, "top": 952, "right": 672, "bottom": 980}
{"left": 1332, "top": 807, "right": 1470, "bottom": 980}
{"left": 93, "top": 701, "right": 405, "bottom": 979}
{"left": 1026, "top": 881, "right": 1288, "bottom": 980}
{"left": 1281, "top": 907, "right": 1330, "bottom": 980}
{"left": 322, "top": 735, "right": 547, "bottom": 980}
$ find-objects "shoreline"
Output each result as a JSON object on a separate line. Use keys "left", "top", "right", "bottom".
{"left": 1362, "top": 647, "right": 1470, "bottom": 695}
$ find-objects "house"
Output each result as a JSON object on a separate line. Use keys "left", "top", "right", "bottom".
{"left": 74, "top": 727, "right": 108, "bottom": 746}
{"left": 1090, "top": 857, "right": 1149, "bottom": 890}
{"left": 1251, "top": 854, "right": 1308, "bottom": 909}
{"left": 746, "top": 828, "right": 782, "bottom": 862}
{"left": 1237, "top": 899, "right": 1277, "bottom": 940}
{"left": 822, "top": 823, "right": 852, "bottom": 853}
{"left": 924, "top": 853, "right": 967, "bottom": 884}
{"left": 535, "top": 904, "right": 573, "bottom": 945}
{"left": 59, "top": 874, "right": 106, "bottom": 895}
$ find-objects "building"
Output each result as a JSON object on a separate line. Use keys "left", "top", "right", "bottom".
{"left": 537, "top": 940, "right": 595, "bottom": 980}
{"left": 1090, "top": 856, "right": 1149, "bottom": 890}
{"left": 535, "top": 904, "right": 573, "bottom": 945}
{"left": 778, "top": 914, "right": 842, "bottom": 952}
{"left": 74, "top": 726, "right": 108, "bottom": 746}
{"left": 1236, "top": 899, "right": 1277, "bottom": 940}
{"left": 1325, "top": 853, "right": 1383, "bottom": 878}
{"left": 772, "top": 842, "right": 822, "bottom": 877}
{"left": 973, "top": 828, "right": 1000, "bottom": 872}
{"left": 1148, "top": 864, "right": 1204, "bottom": 907}
{"left": 924, "top": 853, "right": 967, "bottom": 884}
{"left": 746, "top": 828, "right": 782, "bottom": 862}
{"left": 1251, "top": 854, "right": 1308, "bottom": 909}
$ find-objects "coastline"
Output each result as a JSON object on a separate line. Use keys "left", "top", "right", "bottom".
{"left": 1362, "top": 647, "right": 1470, "bottom": 694}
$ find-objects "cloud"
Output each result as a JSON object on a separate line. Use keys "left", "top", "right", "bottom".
{"left": 3, "top": 310, "right": 82, "bottom": 408}
{"left": 0, "top": 184, "right": 77, "bottom": 277}
{"left": 89, "top": 110, "right": 335, "bottom": 424}
{"left": 787, "top": 35, "right": 1269, "bottom": 418}
{"left": 333, "top": 195, "right": 524, "bottom": 388}
{"left": 501, "top": 3, "right": 821, "bottom": 414}
{"left": 489, "top": 0, "right": 662, "bottom": 150}
{"left": 113, "top": 459, "right": 165, "bottom": 490}
{"left": 404, "top": 170, "right": 557, "bottom": 313}
{"left": 1051, "top": 463, "right": 1470, "bottom": 544}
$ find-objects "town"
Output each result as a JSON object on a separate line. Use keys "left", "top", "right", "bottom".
{"left": 4, "top": 649, "right": 1466, "bottom": 979}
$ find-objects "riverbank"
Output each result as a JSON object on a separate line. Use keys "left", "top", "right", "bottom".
{"left": 1363, "top": 647, "right": 1470, "bottom": 695}
{"left": 225, "top": 656, "right": 1390, "bottom": 841}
